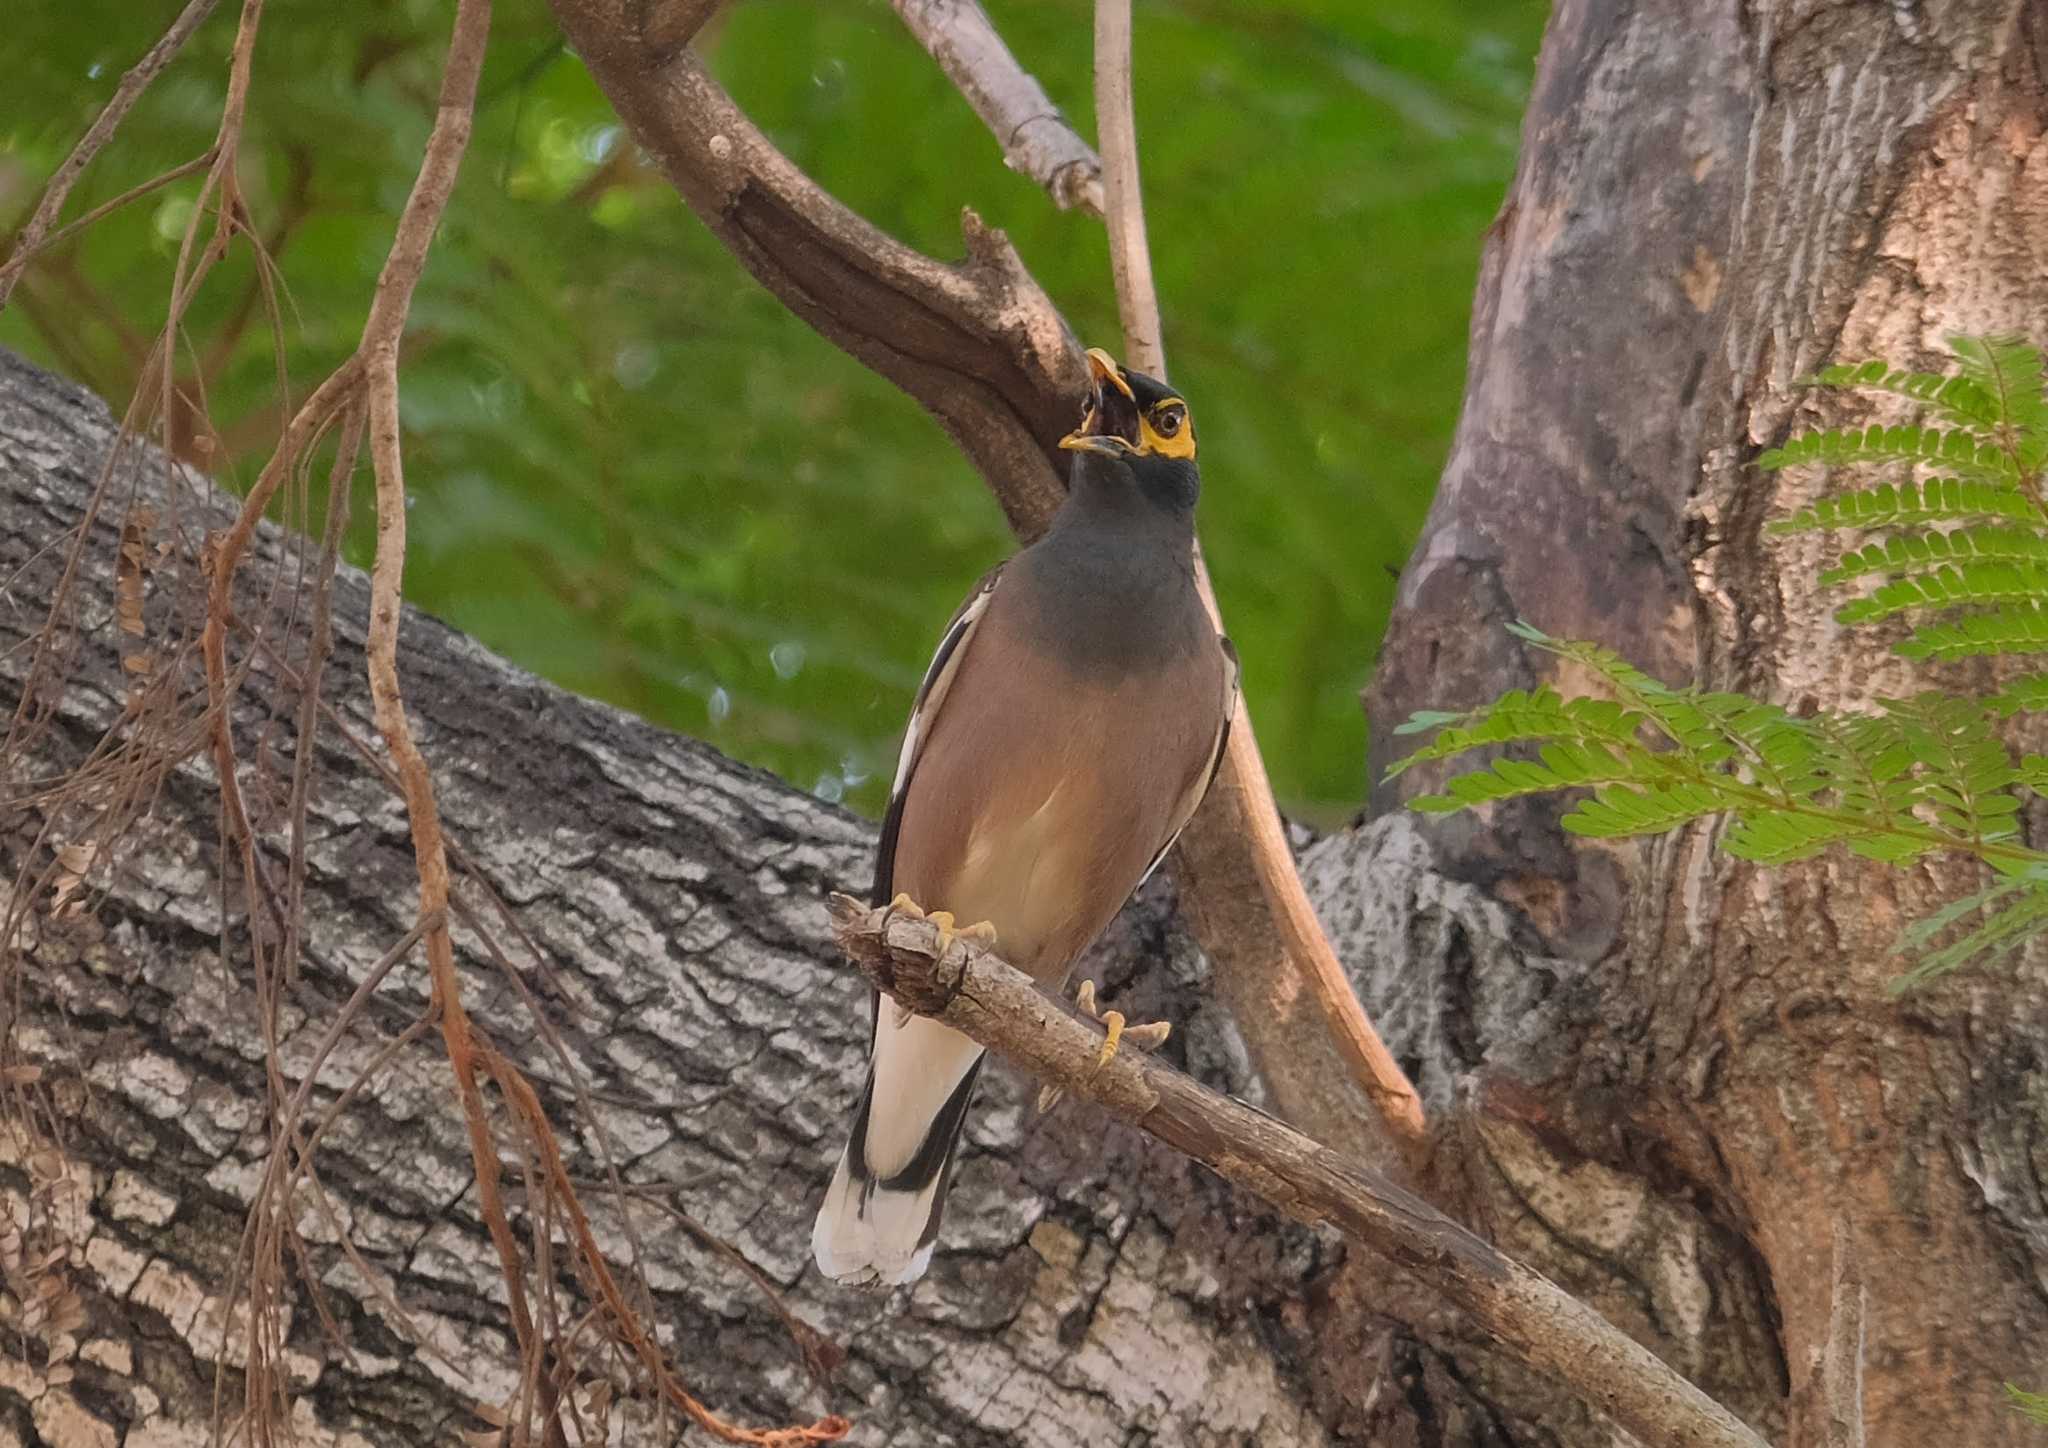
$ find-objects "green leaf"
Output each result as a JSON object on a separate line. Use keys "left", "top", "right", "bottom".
{"left": 1393, "top": 709, "right": 1465, "bottom": 737}
{"left": 1894, "top": 603, "right": 2048, "bottom": 661}
{"left": 1950, "top": 333, "right": 2048, "bottom": 473}
{"left": 1891, "top": 884, "right": 2048, "bottom": 991}
{"left": 2006, "top": 1383, "right": 2048, "bottom": 1427}
{"left": 1821, "top": 525, "right": 2048, "bottom": 585}
{"left": 1759, "top": 423, "right": 2019, "bottom": 480}
{"left": 1835, "top": 560, "right": 2048, "bottom": 625}
{"left": 1769, "top": 479, "right": 2044, "bottom": 535}
{"left": 1806, "top": 358, "right": 2000, "bottom": 429}
{"left": 1561, "top": 781, "right": 1739, "bottom": 838}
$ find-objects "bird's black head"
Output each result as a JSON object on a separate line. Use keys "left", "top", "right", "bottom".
{"left": 1059, "top": 348, "right": 1199, "bottom": 513}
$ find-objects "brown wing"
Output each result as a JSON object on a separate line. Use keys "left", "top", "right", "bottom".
{"left": 870, "top": 565, "right": 1003, "bottom": 906}
{"left": 1134, "top": 634, "right": 1239, "bottom": 889}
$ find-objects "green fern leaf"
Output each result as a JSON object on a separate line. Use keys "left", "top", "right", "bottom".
{"left": 1950, "top": 333, "right": 2048, "bottom": 473}
{"left": 1885, "top": 694, "right": 2021, "bottom": 845}
{"left": 2006, "top": 1383, "right": 2048, "bottom": 1427}
{"left": 1890, "top": 883, "right": 2048, "bottom": 991}
{"left": 1759, "top": 424, "right": 2018, "bottom": 480}
{"left": 1986, "top": 675, "right": 2048, "bottom": 717}
{"left": 1769, "top": 478, "right": 2043, "bottom": 535}
{"left": 1821, "top": 525, "right": 2048, "bottom": 585}
{"left": 1561, "top": 781, "right": 1738, "bottom": 838}
{"left": 1894, "top": 603, "right": 2048, "bottom": 661}
{"left": 1723, "top": 810, "right": 1860, "bottom": 864}
{"left": 1385, "top": 689, "right": 1649, "bottom": 777}
{"left": 1807, "top": 359, "right": 2000, "bottom": 429}
{"left": 1835, "top": 561, "right": 2048, "bottom": 625}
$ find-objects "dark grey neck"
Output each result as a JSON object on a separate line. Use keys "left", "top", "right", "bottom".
{"left": 1012, "top": 457, "right": 1207, "bottom": 676}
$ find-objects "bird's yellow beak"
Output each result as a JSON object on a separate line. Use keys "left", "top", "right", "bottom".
{"left": 1061, "top": 348, "right": 1141, "bottom": 455}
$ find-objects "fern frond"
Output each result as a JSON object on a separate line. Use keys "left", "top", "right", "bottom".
{"left": 1889, "top": 883, "right": 2048, "bottom": 991}
{"left": 1821, "top": 525, "right": 2048, "bottom": 585}
{"left": 1809, "top": 713, "right": 1924, "bottom": 860}
{"left": 1807, "top": 359, "right": 1999, "bottom": 430}
{"left": 1986, "top": 675, "right": 2048, "bottom": 717}
{"left": 1407, "top": 739, "right": 1675, "bottom": 813}
{"left": 1885, "top": 694, "right": 2021, "bottom": 846}
{"left": 2006, "top": 1383, "right": 2048, "bottom": 1427}
{"left": 1950, "top": 333, "right": 2048, "bottom": 473}
{"left": 1387, "top": 688, "right": 1646, "bottom": 776}
{"left": 1834, "top": 561, "right": 2048, "bottom": 625}
{"left": 1561, "top": 781, "right": 1742, "bottom": 839}
{"left": 1722, "top": 810, "right": 1864, "bottom": 864}
{"left": 1769, "top": 479, "right": 2043, "bottom": 535}
{"left": 1894, "top": 602, "right": 2048, "bottom": 661}
{"left": 1759, "top": 424, "right": 2018, "bottom": 480}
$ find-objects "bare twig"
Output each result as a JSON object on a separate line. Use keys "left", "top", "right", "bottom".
{"left": 829, "top": 896, "right": 1774, "bottom": 1448}
{"left": 893, "top": 0, "right": 1104, "bottom": 216}
{"left": 1090, "top": 0, "right": 1425, "bottom": 1156}
{"left": 0, "top": 0, "right": 223, "bottom": 309}
{"left": 1090, "top": 0, "right": 1161, "bottom": 374}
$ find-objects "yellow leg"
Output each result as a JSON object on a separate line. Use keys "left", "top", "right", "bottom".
{"left": 1037, "top": 980, "right": 1171, "bottom": 1113}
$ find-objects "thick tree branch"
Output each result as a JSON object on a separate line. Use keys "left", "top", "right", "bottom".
{"left": 547, "top": 0, "right": 1081, "bottom": 539}
{"left": 892, "top": 0, "right": 1104, "bottom": 217}
{"left": 829, "top": 894, "right": 1773, "bottom": 1448}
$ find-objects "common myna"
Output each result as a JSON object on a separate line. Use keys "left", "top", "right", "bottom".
{"left": 812, "top": 349, "right": 1239, "bottom": 1286}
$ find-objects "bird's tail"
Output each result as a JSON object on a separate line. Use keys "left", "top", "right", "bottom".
{"left": 812, "top": 1011, "right": 986, "bottom": 1286}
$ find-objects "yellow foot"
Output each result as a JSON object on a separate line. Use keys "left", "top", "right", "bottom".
{"left": 879, "top": 898, "right": 996, "bottom": 1029}
{"left": 1036, "top": 980, "right": 1170, "bottom": 1113}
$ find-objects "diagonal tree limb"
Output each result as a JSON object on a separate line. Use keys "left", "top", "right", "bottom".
{"left": 828, "top": 895, "right": 1773, "bottom": 1448}
{"left": 892, "top": 0, "right": 1105, "bottom": 217}
{"left": 548, "top": 0, "right": 1080, "bottom": 540}
{"left": 1091, "top": 0, "right": 1426, "bottom": 1156}
{"left": 548, "top": 0, "right": 1425, "bottom": 1158}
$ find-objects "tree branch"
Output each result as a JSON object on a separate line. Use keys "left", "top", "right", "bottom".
{"left": 828, "top": 894, "right": 1774, "bottom": 1448}
{"left": 546, "top": 0, "right": 1082, "bottom": 539}
{"left": 0, "top": 0, "right": 222, "bottom": 308}
{"left": 892, "top": 0, "right": 1104, "bottom": 217}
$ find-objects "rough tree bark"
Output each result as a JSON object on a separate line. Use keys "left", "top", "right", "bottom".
{"left": 0, "top": 348, "right": 1357, "bottom": 1445}
{"left": 1357, "top": 2, "right": 2048, "bottom": 1446}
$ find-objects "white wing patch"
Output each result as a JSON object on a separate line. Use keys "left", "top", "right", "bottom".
{"left": 886, "top": 570, "right": 1002, "bottom": 809}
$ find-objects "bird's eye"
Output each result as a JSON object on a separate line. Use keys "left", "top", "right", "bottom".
{"left": 1154, "top": 405, "right": 1185, "bottom": 437}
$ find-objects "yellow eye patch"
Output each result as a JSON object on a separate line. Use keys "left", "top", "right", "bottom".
{"left": 1139, "top": 400, "right": 1196, "bottom": 459}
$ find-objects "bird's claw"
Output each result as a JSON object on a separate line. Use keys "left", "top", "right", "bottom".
{"left": 1037, "top": 979, "right": 1170, "bottom": 1114}
{"left": 880, "top": 896, "right": 995, "bottom": 1030}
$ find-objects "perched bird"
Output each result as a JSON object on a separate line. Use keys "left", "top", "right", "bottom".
{"left": 812, "top": 349, "right": 1239, "bottom": 1286}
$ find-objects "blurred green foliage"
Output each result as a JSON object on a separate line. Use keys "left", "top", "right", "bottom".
{"left": 2, "top": 0, "right": 1541, "bottom": 823}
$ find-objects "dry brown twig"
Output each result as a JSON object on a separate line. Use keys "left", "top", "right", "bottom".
{"left": 892, "top": 0, "right": 1105, "bottom": 216}
{"left": 0, "top": 0, "right": 224, "bottom": 309}
{"left": 1088, "top": 0, "right": 1425, "bottom": 1158}
{"left": 829, "top": 896, "right": 1774, "bottom": 1448}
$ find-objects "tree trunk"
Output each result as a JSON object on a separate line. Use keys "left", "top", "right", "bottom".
{"left": 0, "top": 348, "right": 1333, "bottom": 1446}
{"left": 1358, "top": 2, "right": 2048, "bottom": 1446}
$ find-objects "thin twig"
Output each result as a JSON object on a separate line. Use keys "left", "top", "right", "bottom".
{"left": 0, "top": 0, "right": 223, "bottom": 308}
{"left": 893, "top": 0, "right": 1104, "bottom": 216}
{"left": 1090, "top": 0, "right": 1426, "bottom": 1155}
{"left": 830, "top": 896, "right": 1773, "bottom": 1448}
